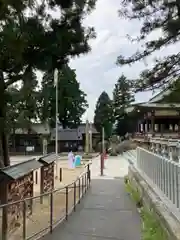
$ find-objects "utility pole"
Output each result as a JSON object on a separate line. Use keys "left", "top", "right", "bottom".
{"left": 89, "top": 122, "right": 92, "bottom": 153}
{"left": 85, "top": 119, "right": 89, "bottom": 154}
{"left": 54, "top": 69, "right": 59, "bottom": 178}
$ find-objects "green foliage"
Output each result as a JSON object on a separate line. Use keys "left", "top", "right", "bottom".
{"left": 0, "top": 0, "right": 97, "bottom": 79}
{"left": 0, "top": 0, "right": 97, "bottom": 166}
{"left": 115, "top": 114, "right": 130, "bottom": 137}
{"left": 115, "top": 111, "right": 140, "bottom": 137}
{"left": 113, "top": 75, "right": 135, "bottom": 136}
{"left": 125, "top": 178, "right": 168, "bottom": 240}
{"left": 17, "top": 68, "right": 39, "bottom": 131}
{"left": 117, "top": 0, "right": 180, "bottom": 90}
{"left": 6, "top": 69, "right": 40, "bottom": 133}
{"left": 94, "top": 91, "right": 114, "bottom": 139}
{"left": 142, "top": 210, "right": 168, "bottom": 240}
{"left": 158, "top": 80, "right": 180, "bottom": 103}
{"left": 113, "top": 74, "right": 134, "bottom": 119}
{"left": 40, "top": 65, "right": 88, "bottom": 128}
{"left": 6, "top": 86, "right": 21, "bottom": 133}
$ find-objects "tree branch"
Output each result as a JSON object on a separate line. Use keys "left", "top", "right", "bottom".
{"left": 5, "top": 74, "right": 23, "bottom": 89}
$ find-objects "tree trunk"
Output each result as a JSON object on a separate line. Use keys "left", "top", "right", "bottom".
{"left": 0, "top": 133, "right": 9, "bottom": 166}
{"left": 13, "top": 127, "right": 16, "bottom": 152}
{"left": 0, "top": 71, "right": 10, "bottom": 167}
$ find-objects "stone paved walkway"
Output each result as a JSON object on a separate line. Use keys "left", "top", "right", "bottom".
{"left": 41, "top": 156, "right": 141, "bottom": 240}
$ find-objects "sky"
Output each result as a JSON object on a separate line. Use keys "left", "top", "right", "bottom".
{"left": 69, "top": 0, "right": 180, "bottom": 122}
{"left": 37, "top": 0, "right": 179, "bottom": 122}
{"left": 69, "top": 0, "right": 155, "bottom": 122}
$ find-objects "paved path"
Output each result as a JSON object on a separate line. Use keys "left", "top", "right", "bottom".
{"left": 41, "top": 156, "right": 141, "bottom": 240}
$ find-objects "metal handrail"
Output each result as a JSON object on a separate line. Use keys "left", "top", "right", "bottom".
{"left": 0, "top": 162, "right": 91, "bottom": 240}
{"left": 136, "top": 147, "right": 180, "bottom": 219}
{"left": 0, "top": 162, "right": 91, "bottom": 208}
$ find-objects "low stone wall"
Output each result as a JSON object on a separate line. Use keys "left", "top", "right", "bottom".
{"left": 128, "top": 163, "right": 180, "bottom": 240}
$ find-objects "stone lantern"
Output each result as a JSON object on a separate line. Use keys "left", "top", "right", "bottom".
{"left": 168, "top": 140, "right": 179, "bottom": 162}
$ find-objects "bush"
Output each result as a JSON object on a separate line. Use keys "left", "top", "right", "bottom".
{"left": 124, "top": 176, "right": 168, "bottom": 240}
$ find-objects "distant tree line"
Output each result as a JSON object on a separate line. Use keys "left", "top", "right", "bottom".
{"left": 93, "top": 74, "right": 138, "bottom": 139}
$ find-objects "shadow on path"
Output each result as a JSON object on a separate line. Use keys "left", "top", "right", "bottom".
{"left": 41, "top": 178, "right": 141, "bottom": 240}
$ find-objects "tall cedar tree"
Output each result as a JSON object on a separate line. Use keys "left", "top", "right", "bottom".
{"left": 117, "top": 0, "right": 180, "bottom": 91}
{"left": 17, "top": 68, "right": 39, "bottom": 133}
{"left": 0, "top": 0, "right": 96, "bottom": 166}
{"left": 6, "top": 72, "right": 41, "bottom": 153}
{"left": 94, "top": 91, "right": 114, "bottom": 139}
{"left": 40, "top": 65, "right": 88, "bottom": 128}
{"left": 113, "top": 74, "right": 134, "bottom": 120}
{"left": 113, "top": 75, "right": 135, "bottom": 136}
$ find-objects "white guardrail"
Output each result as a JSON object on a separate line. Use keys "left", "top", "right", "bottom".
{"left": 137, "top": 147, "right": 180, "bottom": 212}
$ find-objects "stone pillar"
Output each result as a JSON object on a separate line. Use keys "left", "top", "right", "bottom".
{"left": 42, "top": 138, "right": 47, "bottom": 155}
{"left": 150, "top": 111, "right": 155, "bottom": 135}
{"left": 89, "top": 122, "right": 92, "bottom": 153}
{"left": 171, "top": 146, "right": 178, "bottom": 162}
{"left": 145, "top": 122, "right": 148, "bottom": 133}
{"left": 150, "top": 142, "right": 155, "bottom": 152}
{"left": 85, "top": 120, "right": 89, "bottom": 154}
{"left": 160, "top": 124, "right": 164, "bottom": 137}
{"left": 155, "top": 124, "right": 158, "bottom": 132}
{"left": 161, "top": 144, "right": 166, "bottom": 157}
{"left": 168, "top": 141, "right": 178, "bottom": 161}
{"left": 164, "top": 144, "right": 169, "bottom": 158}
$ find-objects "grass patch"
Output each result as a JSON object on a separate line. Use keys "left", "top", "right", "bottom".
{"left": 124, "top": 176, "right": 168, "bottom": 240}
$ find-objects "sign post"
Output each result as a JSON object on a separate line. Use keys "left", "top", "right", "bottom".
{"left": 100, "top": 153, "right": 104, "bottom": 176}
{"left": 100, "top": 127, "right": 105, "bottom": 176}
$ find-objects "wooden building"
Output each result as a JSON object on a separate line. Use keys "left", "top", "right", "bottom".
{"left": 127, "top": 103, "right": 180, "bottom": 140}
{"left": 125, "top": 86, "right": 180, "bottom": 142}
{"left": 9, "top": 123, "right": 50, "bottom": 155}
{"left": 9, "top": 123, "right": 99, "bottom": 154}
{"left": 50, "top": 123, "right": 99, "bottom": 152}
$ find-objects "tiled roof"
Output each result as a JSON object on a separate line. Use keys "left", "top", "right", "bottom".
{"left": 50, "top": 128, "right": 81, "bottom": 141}
{"left": 50, "top": 124, "right": 98, "bottom": 141}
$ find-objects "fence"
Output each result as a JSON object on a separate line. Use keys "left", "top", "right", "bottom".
{"left": 0, "top": 163, "right": 91, "bottom": 240}
{"left": 137, "top": 147, "right": 180, "bottom": 211}
{"left": 149, "top": 137, "right": 180, "bottom": 162}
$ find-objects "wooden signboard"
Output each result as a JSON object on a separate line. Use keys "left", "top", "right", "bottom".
{"left": 7, "top": 172, "right": 33, "bottom": 231}
{"left": 154, "top": 110, "right": 178, "bottom": 116}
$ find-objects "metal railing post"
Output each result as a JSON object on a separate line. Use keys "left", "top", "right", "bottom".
{"left": 85, "top": 173, "right": 87, "bottom": 193}
{"left": 50, "top": 191, "right": 53, "bottom": 233}
{"left": 171, "top": 163, "right": 175, "bottom": 204}
{"left": 35, "top": 171, "right": 38, "bottom": 184}
{"left": 23, "top": 200, "right": 26, "bottom": 239}
{"left": 87, "top": 163, "right": 91, "bottom": 185}
{"left": 78, "top": 178, "right": 81, "bottom": 203}
{"left": 65, "top": 187, "right": 68, "bottom": 220}
{"left": 82, "top": 175, "right": 84, "bottom": 197}
{"left": 59, "top": 168, "right": 62, "bottom": 182}
{"left": 74, "top": 182, "right": 76, "bottom": 211}
{"left": 176, "top": 165, "right": 180, "bottom": 208}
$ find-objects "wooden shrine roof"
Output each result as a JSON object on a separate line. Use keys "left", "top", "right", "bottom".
{"left": 125, "top": 102, "right": 180, "bottom": 113}
{"left": 0, "top": 158, "right": 42, "bottom": 181}
{"left": 38, "top": 153, "right": 56, "bottom": 165}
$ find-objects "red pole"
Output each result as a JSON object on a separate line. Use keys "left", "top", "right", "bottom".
{"left": 100, "top": 153, "right": 104, "bottom": 176}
